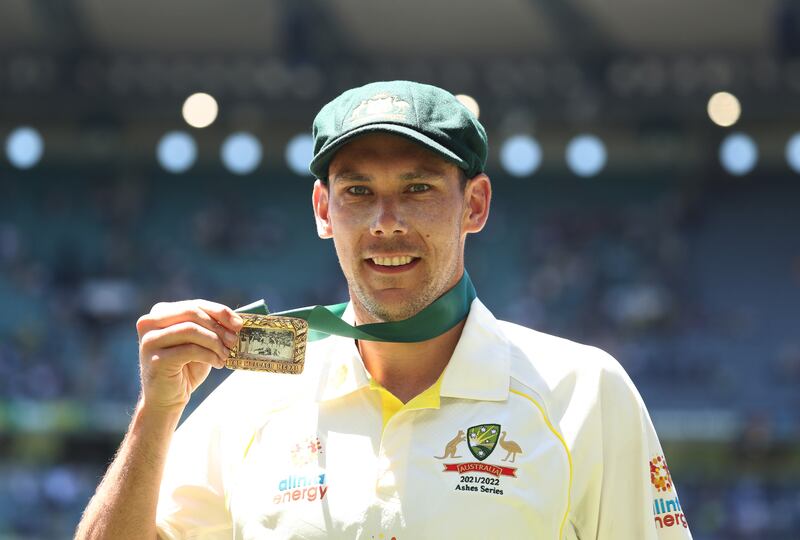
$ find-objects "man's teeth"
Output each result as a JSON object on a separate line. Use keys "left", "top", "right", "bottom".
{"left": 372, "top": 256, "right": 414, "bottom": 267}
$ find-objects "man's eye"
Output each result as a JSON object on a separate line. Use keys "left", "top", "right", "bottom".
{"left": 346, "top": 185, "right": 370, "bottom": 195}
{"left": 408, "top": 184, "right": 431, "bottom": 193}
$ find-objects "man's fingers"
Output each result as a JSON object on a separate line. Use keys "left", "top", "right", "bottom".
{"left": 141, "top": 321, "right": 231, "bottom": 361}
{"left": 193, "top": 300, "right": 244, "bottom": 332}
{"left": 148, "top": 343, "right": 226, "bottom": 370}
{"left": 138, "top": 303, "right": 241, "bottom": 345}
{"left": 149, "top": 300, "right": 242, "bottom": 331}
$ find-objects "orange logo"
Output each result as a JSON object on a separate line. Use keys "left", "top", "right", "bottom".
{"left": 649, "top": 455, "right": 673, "bottom": 492}
{"left": 291, "top": 436, "right": 323, "bottom": 467}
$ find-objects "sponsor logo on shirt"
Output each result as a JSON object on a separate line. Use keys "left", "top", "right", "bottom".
{"left": 434, "top": 423, "right": 522, "bottom": 496}
{"left": 653, "top": 495, "right": 688, "bottom": 529}
{"left": 273, "top": 473, "right": 328, "bottom": 505}
{"left": 291, "top": 436, "right": 323, "bottom": 467}
{"left": 650, "top": 455, "right": 673, "bottom": 492}
{"left": 650, "top": 454, "right": 688, "bottom": 529}
{"left": 272, "top": 436, "right": 328, "bottom": 505}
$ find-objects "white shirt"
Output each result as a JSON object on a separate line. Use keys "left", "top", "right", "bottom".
{"left": 156, "top": 299, "right": 692, "bottom": 539}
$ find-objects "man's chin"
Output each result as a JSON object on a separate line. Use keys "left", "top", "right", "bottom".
{"left": 362, "top": 302, "right": 419, "bottom": 323}
{"left": 358, "top": 291, "right": 429, "bottom": 323}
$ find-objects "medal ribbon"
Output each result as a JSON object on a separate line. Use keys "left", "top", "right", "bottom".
{"left": 236, "top": 271, "right": 476, "bottom": 343}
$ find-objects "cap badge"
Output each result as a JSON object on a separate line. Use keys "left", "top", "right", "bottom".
{"left": 344, "top": 93, "right": 411, "bottom": 128}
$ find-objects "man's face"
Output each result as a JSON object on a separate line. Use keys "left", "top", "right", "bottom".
{"left": 313, "top": 133, "right": 490, "bottom": 323}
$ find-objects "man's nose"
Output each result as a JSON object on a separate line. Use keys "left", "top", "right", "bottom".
{"left": 369, "top": 197, "right": 407, "bottom": 236}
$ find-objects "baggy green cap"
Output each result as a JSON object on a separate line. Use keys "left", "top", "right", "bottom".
{"left": 309, "top": 80, "right": 488, "bottom": 181}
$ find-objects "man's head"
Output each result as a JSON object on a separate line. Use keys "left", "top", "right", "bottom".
{"left": 309, "top": 80, "right": 488, "bottom": 184}
{"left": 309, "top": 81, "right": 491, "bottom": 324}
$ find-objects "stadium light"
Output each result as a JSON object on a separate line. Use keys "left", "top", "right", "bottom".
{"left": 719, "top": 133, "right": 758, "bottom": 176}
{"left": 156, "top": 131, "right": 197, "bottom": 173}
{"left": 5, "top": 126, "right": 44, "bottom": 169}
{"left": 455, "top": 94, "right": 480, "bottom": 119}
{"left": 182, "top": 92, "right": 218, "bottom": 128}
{"left": 566, "top": 134, "right": 606, "bottom": 177}
{"left": 786, "top": 133, "right": 800, "bottom": 174}
{"left": 707, "top": 91, "right": 741, "bottom": 127}
{"left": 221, "top": 132, "right": 262, "bottom": 175}
{"left": 285, "top": 134, "right": 314, "bottom": 176}
{"left": 500, "top": 135, "right": 542, "bottom": 177}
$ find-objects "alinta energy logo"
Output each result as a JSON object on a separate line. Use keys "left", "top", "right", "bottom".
{"left": 434, "top": 423, "right": 522, "bottom": 495}
{"left": 653, "top": 495, "right": 688, "bottom": 530}
{"left": 291, "top": 436, "right": 323, "bottom": 468}
{"left": 649, "top": 455, "right": 673, "bottom": 493}
{"left": 650, "top": 455, "right": 688, "bottom": 530}
{"left": 272, "top": 436, "right": 328, "bottom": 505}
{"left": 273, "top": 472, "right": 328, "bottom": 505}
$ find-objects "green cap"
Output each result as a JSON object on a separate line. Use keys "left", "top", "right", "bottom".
{"left": 309, "top": 80, "right": 488, "bottom": 181}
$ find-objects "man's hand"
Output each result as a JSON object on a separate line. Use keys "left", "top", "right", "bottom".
{"left": 136, "top": 300, "right": 244, "bottom": 412}
{"left": 76, "top": 300, "right": 243, "bottom": 539}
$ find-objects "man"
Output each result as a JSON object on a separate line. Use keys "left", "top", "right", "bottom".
{"left": 77, "top": 81, "right": 692, "bottom": 539}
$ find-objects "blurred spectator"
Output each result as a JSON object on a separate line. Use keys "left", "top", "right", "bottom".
{"left": 0, "top": 175, "right": 798, "bottom": 538}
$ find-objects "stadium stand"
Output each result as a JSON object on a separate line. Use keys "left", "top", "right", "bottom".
{"left": 0, "top": 170, "right": 798, "bottom": 538}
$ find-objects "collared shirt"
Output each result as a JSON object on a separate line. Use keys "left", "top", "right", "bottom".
{"left": 156, "top": 299, "right": 693, "bottom": 539}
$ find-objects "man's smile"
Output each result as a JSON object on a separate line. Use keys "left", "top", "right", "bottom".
{"left": 364, "top": 256, "right": 421, "bottom": 273}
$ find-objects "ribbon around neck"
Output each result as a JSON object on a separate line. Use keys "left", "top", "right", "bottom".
{"left": 236, "top": 271, "right": 476, "bottom": 343}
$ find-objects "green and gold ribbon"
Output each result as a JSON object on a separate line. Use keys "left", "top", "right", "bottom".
{"left": 236, "top": 271, "right": 476, "bottom": 343}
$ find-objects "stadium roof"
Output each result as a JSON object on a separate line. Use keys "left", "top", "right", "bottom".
{"left": 0, "top": 0, "right": 786, "bottom": 57}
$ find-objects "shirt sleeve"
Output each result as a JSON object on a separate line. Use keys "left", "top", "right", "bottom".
{"left": 590, "top": 360, "right": 693, "bottom": 540}
{"left": 155, "top": 381, "right": 239, "bottom": 540}
{"left": 568, "top": 350, "right": 692, "bottom": 540}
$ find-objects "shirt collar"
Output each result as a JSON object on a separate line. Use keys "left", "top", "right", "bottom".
{"left": 315, "top": 298, "right": 510, "bottom": 403}
{"left": 439, "top": 298, "right": 510, "bottom": 402}
{"left": 315, "top": 302, "right": 370, "bottom": 402}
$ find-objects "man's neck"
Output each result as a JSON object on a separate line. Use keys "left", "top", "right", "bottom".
{"left": 356, "top": 319, "right": 466, "bottom": 404}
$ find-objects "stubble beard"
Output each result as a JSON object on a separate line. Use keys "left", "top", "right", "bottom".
{"left": 345, "top": 249, "right": 462, "bottom": 323}
{"left": 338, "top": 199, "right": 468, "bottom": 323}
{"left": 348, "top": 266, "right": 458, "bottom": 322}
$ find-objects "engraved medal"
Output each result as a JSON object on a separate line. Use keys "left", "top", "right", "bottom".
{"left": 226, "top": 314, "right": 308, "bottom": 374}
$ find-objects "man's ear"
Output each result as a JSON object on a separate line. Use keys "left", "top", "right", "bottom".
{"left": 312, "top": 179, "right": 333, "bottom": 239}
{"left": 462, "top": 173, "right": 491, "bottom": 234}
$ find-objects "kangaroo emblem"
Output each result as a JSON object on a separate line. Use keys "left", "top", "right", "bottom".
{"left": 434, "top": 430, "right": 466, "bottom": 459}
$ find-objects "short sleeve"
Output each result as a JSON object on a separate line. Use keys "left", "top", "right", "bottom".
{"left": 155, "top": 381, "right": 238, "bottom": 539}
{"left": 592, "top": 362, "right": 693, "bottom": 539}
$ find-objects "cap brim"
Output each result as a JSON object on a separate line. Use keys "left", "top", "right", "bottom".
{"left": 309, "top": 123, "right": 468, "bottom": 180}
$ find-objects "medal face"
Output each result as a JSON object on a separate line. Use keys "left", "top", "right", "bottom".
{"left": 226, "top": 314, "right": 308, "bottom": 374}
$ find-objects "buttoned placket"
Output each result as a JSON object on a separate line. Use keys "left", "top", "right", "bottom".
{"left": 370, "top": 381, "right": 442, "bottom": 502}
{"left": 310, "top": 299, "right": 512, "bottom": 534}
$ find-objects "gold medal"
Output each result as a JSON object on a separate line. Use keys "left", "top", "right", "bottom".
{"left": 226, "top": 314, "right": 308, "bottom": 374}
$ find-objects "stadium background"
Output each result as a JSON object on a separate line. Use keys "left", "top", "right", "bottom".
{"left": 1, "top": 0, "right": 799, "bottom": 538}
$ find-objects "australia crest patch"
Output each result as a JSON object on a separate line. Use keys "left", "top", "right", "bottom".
{"left": 467, "top": 424, "right": 500, "bottom": 461}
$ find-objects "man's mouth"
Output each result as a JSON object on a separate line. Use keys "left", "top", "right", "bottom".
{"left": 365, "top": 255, "right": 421, "bottom": 272}
{"left": 371, "top": 256, "right": 416, "bottom": 267}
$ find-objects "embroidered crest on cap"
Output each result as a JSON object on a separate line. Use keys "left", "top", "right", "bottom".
{"left": 344, "top": 93, "right": 411, "bottom": 128}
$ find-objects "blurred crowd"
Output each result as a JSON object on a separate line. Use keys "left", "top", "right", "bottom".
{"left": 0, "top": 173, "right": 798, "bottom": 538}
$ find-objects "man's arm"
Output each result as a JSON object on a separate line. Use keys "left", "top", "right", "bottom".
{"left": 593, "top": 357, "right": 693, "bottom": 539}
{"left": 75, "top": 401, "right": 181, "bottom": 539}
{"left": 75, "top": 300, "right": 242, "bottom": 540}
